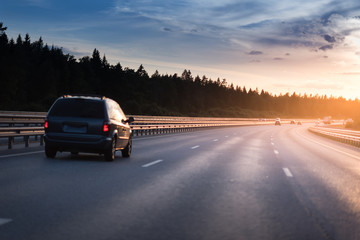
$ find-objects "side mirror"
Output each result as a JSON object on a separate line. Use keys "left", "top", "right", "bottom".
{"left": 126, "top": 117, "right": 134, "bottom": 124}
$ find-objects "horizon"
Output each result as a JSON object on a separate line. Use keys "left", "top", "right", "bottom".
{"left": 1, "top": 0, "right": 360, "bottom": 99}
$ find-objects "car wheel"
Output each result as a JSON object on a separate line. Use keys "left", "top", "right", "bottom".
{"left": 122, "top": 137, "right": 132, "bottom": 158}
{"left": 45, "top": 145, "right": 57, "bottom": 158}
{"left": 105, "top": 138, "right": 116, "bottom": 162}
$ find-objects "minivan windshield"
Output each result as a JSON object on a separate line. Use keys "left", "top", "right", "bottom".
{"left": 48, "top": 98, "right": 105, "bottom": 119}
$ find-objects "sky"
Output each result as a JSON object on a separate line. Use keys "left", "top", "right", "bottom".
{"left": 1, "top": 0, "right": 360, "bottom": 99}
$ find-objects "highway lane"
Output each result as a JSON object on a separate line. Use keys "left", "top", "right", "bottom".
{"left": 273, "top": 125, "right": 360, "bottom": 240}
{"left": 0, "top": 124, "right": 359, "bottom": 240}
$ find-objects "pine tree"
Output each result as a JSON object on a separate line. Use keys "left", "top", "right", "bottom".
{"left": 0, "top": 22, "right": 7, "bottom": 34}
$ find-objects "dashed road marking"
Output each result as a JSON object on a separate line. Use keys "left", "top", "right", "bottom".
{"left": 283, "top": 168, "right": 293, "bottom": 177}
{"left": 271, "top": 142, "right": 275, "bottom": 146}
{"left": 142, "top": 159, "right": 163, "bottom": 168}
{"left": 191, "top": 145, "right": 200, "bottom": 149}
{"left": 0, "top": 218, "right": 12, "bottom": 226}
{"left": 274, "top": 150, "right": 279, "bottom": 155}
{"left": 213, "top": 139, "right": 219, "bottom": 142}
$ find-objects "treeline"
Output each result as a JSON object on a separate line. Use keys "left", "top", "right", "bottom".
{"left": 0, "top": 25, "right": 359, "bottom": 119}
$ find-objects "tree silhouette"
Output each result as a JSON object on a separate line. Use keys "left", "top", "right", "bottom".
{"left": 0, "top": 22, "right": 7, "bottom": 34}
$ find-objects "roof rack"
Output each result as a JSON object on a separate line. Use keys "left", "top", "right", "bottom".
{"left": 62, "top": 94, "right": 106, "bottom": 100}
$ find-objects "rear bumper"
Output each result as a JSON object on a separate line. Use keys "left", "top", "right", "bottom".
{"left": 44, "top": 133, "right": 112, "bottom": 153}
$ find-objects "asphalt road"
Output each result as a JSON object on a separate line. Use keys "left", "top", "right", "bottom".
{"left": 0, "top": 124, "right": 360, "bottom": 240}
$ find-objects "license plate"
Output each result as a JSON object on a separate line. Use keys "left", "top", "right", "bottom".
{"left": 63, "top": 124, "right": 87, "bottom": 133}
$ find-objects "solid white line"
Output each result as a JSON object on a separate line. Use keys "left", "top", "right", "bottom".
{"left": 0, "top": 150, "right": 44, "bottom": 159}
{"left": 142, "top": 159, "right": 163, "bottom": 168}
{"left": 274, "top": 150, "right": 279, "bottom": 155}
{"left": 0, "top": 218, "right": 12, "bottom": 226}
{"left": 191, "top": 145, "right": 200, "bottom": 149}
{"left": 298, "top": 131, "right": 360, "bottom": 160}
{"left": 283, "top": 168, "right": 293, "bottom": 177}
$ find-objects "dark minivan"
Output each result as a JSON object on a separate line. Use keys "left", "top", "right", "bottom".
{"left": 44, "top": 95, "right": 134, "bottom": 161}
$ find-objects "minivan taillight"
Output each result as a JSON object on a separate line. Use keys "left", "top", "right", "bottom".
{"left": 44, "top": 120, "right": 49, "bottom": 129}
{"left": 103, "top": 123, "right": 110, "bottom": 132}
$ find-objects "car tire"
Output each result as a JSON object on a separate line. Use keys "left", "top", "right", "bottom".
{"left": 122, "top": 137, "right": 132, "bottom": 158}
{"left": 45, "top": 145, "right": 57, "bottom": 158}
{"left": 105, "top": 138, "right": 116, "bottom": 162}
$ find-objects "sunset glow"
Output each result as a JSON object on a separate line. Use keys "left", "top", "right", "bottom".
{"left": 1, "top": 0, "right": 360, "bottom": 99}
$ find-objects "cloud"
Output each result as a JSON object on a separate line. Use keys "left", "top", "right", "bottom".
{"left": 324, "top": 34, "right": 336, "bottom": 43}
{"left": 319, "top": 45, "right": 333, "bottom": 51}
{"left": 85, "top": 0, "right": 360, "bottom": 70}
{"left": 248, "top": 50, "right": 263, "bottom": 55}
{"left": 108, "top": 1, "right": 360, "bottom": 52}
{"left": 163, "top": 28, "right": 172, "bottom": 32}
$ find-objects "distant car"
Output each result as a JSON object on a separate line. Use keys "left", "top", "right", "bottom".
{"left": 297, "top": 121, "right": 302, "bottom": 125}
{"left": 345, "top": 118, "right": 354, "bottom": 128}
{"left": 345, "top": 118, "right": 354, "bottom": 124}
{"left": 44, "top": 95, "right": 134, "bottom": 161}
{"left": 290, "top": 120, "right": 296, "bottom": 124}
{"left": 275, "top": 118, "right": 281, "bottom": 126}
{"left": 323, "top": 116, "right": 331, "bottom": 124}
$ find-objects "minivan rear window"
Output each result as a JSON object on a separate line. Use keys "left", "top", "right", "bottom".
{"left": 48, "top": 98, "right": 105, "bottom": 119}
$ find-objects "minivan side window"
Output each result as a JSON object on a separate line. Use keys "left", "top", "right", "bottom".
{"left": 106, "top": 100, "right": 125, "bottom": 121}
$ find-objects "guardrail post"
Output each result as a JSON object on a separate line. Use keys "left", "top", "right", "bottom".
{"left": 8, "top": 137, "right": 14, "bottom": 149}
{"left": 24, "top": 136, "right": 29, "bottom": 147}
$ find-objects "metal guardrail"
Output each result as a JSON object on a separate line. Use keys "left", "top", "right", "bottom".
{"left": 308, "top": 126, "right": 360, "bottom": 147}
{"left": 0, "top": 111, "right": 276, "bottom": 149}
{"left": 130, "top": 120, "right": 274, "bottom": 137}
{"left": 0, "top": 112, "right": 46, "bottom": 149}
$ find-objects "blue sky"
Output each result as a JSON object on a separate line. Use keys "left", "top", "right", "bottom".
{"left": 2, "top": 0, "right": 360, "bottom": 99}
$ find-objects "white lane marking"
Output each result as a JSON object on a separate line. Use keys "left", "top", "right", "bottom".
{"left": 274, "top": 150, "right": 279, "bottom": 155}
{"left": 271, "top": 142, "right": 275, "bottom": 146}
{"left": 299, "top": 131, "right": 360, "bottom": 160}
{"left": 213, "top": 139, "right": 219, "bottom": 142}
{"left": 225, "top": 136, "right": 229, "bottom": 138}
{"left": 0, "top": 150, "right": 44, "bottom": 159}
{"left": 283, "top": 168, "right": 293, "bottom": 177}
{"left": 191, "top": 145, "right": 200, "bottom": 149}
{"left": 142, "top": 159, "right": 163, "bottom": 168}
{"left": 0, "top": 218, "right": 12, "bottom": 226}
